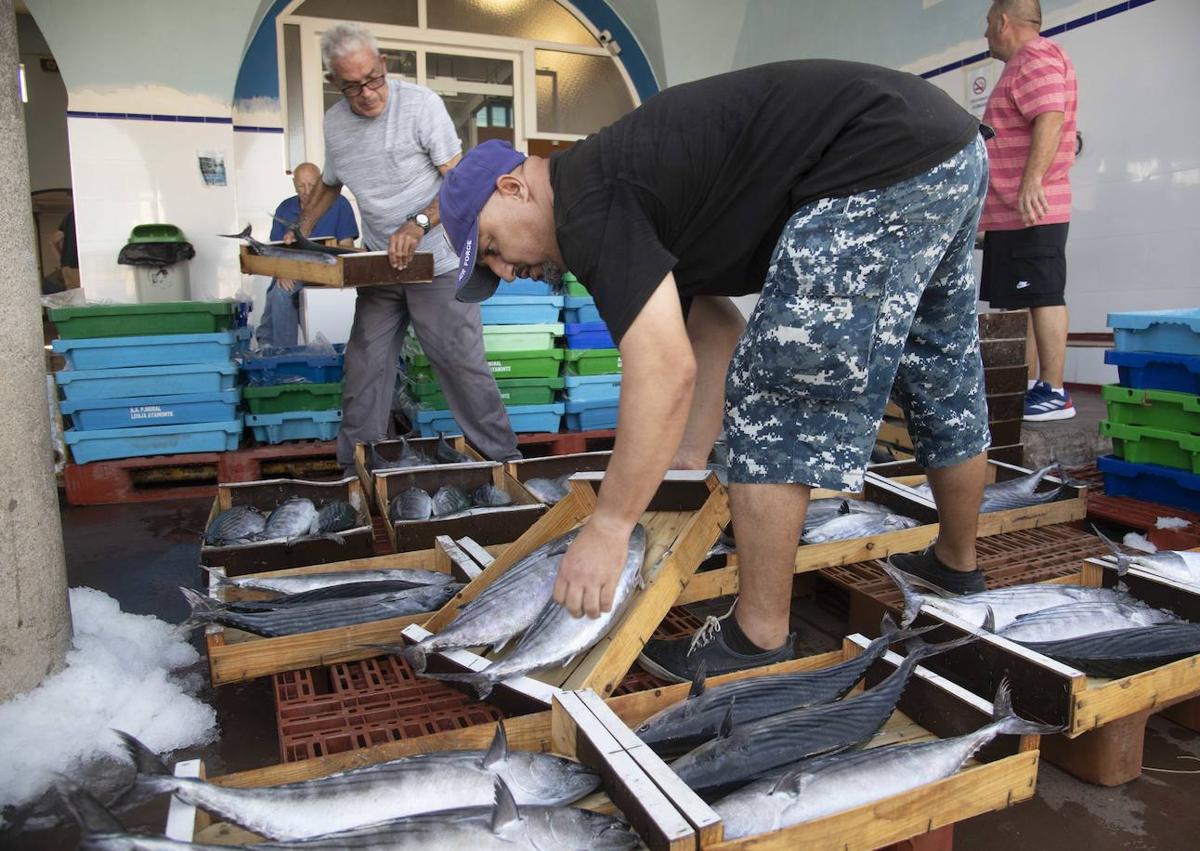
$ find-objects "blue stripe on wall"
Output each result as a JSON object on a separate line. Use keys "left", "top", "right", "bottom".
{"left": 67, "top": 111, "right": 234, "bottom": 124}
{"left": 921, "top": 0, "right": 1155, "bottom": 79}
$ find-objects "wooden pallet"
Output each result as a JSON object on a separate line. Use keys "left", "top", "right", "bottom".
{"left": 375, "top": 462, "right": 544, "bottom": 553}
{"left": 401, "top": 470, "right": 729, "bottom": 710}
{"left": 353, "top": 435, "right": 486, "bottom": 503}
{"left": 199, "top": 478, "right": 374, "bottom": 577}
{"left": 168, "top": 689, "right": 706, "bottom": 851}
{"left": 515, "top": 427, "right": 616, "bottom": 458}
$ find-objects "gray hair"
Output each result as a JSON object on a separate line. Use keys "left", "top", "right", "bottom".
{"left": 320, "top": 22, "right": 380, "bottom": 75}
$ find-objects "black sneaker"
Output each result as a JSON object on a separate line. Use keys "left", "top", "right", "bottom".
{"left": 888, "top": 547, "right": 987, "bottom": 595}
{"left": 638, "top": 604, "right": 795, "bottom": 684}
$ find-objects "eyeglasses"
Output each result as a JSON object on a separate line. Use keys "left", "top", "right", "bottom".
{"left": 339, "top": 71, "right": 387, "bottom": 98}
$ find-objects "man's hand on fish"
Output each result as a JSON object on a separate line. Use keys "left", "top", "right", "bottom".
{"left": 554, "top": 517, "right": 631, "bottom": 618}
{"left": 388, "top": 221, "right": 423, "bottom": 270}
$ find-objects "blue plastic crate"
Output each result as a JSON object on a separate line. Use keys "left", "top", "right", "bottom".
{"left": 1104, "top": 350, "right": 1200, "bottom": 395}
{"left": 240, "top": 344, "right": 346, "bottom": 386}
{"left": 1109, "top": 308, "right": 1200, "bottom": 356}
{"left": 1098, "top": 454, "right": 1200, "bottom": 512}
{"left": 52, "top": 328, "right": 250, "bottom": 370}
{"left": 563, "top": 371, "right": 622, "bottom": 402}
{"left": 564, "top": 296, "right": 601, "bottom": 325}
{"left": 60, "top": 388, "right": 241, "bottom": 431}
{"left": 64, "top": 419, "right": 242, "bottom": 464}
{"left": 495, "top": 277, "right": 554, "bottom": 296}
{"left": 479, "top": 295, "right": 564, "bottom": 325}
{"left": 55, "top": 362, "right": 239, "bottom": 401}
{"left": 565, "top": 321, "right": 615, "bottom": 350}
{"left": 416, "top": 403, "right": 563, "bottom": 436}
{"left": 246, "top": 409, "right": 342, "bottom": 445}
{"left": 564, "top": 398, "right": 619, "bottom": 431}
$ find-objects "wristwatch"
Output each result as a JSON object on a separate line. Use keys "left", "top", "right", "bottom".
{"left": 407, "top": 212, "right": 431, "bottom": 234}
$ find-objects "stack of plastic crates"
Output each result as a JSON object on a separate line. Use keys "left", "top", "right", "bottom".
{"left": 240, "top": 344, "right": 346, "bottom": 445}
{"left": 50, "top": 301, "right": 244, "bottom": 463}
{"left": 406, "top": 278, "right": 565, "bottom": 436}
{"left": 1099, "top": 308, "right": 1200, "bottom": 510}
{"left": 561, "top": 273, "right": 621, "bottom": 431}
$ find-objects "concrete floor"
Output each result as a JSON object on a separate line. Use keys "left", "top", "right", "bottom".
{"left": 10, "top": 385, "right": 1200, "bottom": 848}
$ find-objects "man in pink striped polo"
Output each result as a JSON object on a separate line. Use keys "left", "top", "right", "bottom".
{"left": 980, "top": 0, "right": 1078, "bottom": 421}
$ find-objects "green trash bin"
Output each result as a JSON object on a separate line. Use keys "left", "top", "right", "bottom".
{"left": 118, "top": 224, "right": 195, "bottom": 303}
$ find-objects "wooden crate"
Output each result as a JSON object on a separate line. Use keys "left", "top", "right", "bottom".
{"left": 238, "top": 245, "right": 433, "bottom": 288}
{"left": 888, "top": 558, "right": 1200, "bottom": 784}
{"left": 167, "top": 690, "right": 703, "bottom": 851}
{"left": 203, "top": 544, "right": 461, "bottom": 686}
{"left": 402, "top": 470, "right": 729, "bottom": 710}
{"left": 676, "top": 479, "right": 939, "bottom": 606}
{"left": 375, "top": 463, "right": 544, "bottom": 552}
{"left": 199, "top": 478, "right": 375, "bottom": 577}
{"left": 866, "top": 458, "right": 1087, "bottom": 537}
{"left": 602, "top": 634, "right": 1041, "bottom": 850}
{"left": 353, "top": 435, "right": 487, "bottom": 503}
{"left": 506, "top": 449, "right": 613, "bottom": 484}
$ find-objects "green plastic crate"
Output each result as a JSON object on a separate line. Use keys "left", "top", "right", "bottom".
{"left": 563, "top": 272, "right": 589, "bottom": 297}
{"left": 408, "top": 348, "right": 564, "bottom": 381}
{"left": 242, "top": 382, "right": 344, "bottom": 414}
{"left": 563, "top": 348, "right": 621, "bottom": 376}
{"left": 411, "top": 376, "right": 564, "bottom": 410}
{"left": 1102, "top": 384, "right": 1200, "bottom": 435}
{"left": 1101, "top": 420, "right": 1200, "bottom": 474}
{"left": 49, "top": 301, "right": 236, "bottom": 339}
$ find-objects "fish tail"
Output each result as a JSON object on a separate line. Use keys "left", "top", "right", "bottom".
{"left": 111, "top": 730, "right": 180, "bottom": 800}
{"left": 178, "top": 586, "right": 219, "bottom": 631}
{"left": 400, "top": 643, "right": 429, "bottom": 672}
{"left": 903, "top": 629, "right": 977, "bottom": 663}
{"left": 421, "top": 670, "right": 495, "bottom": 699}
{"left": 880, "top": 563, "right": 925, "bottom": 628}
{"left": 199, "top": 565, "right": 234, "bottom": 587}
{"left": 1091, "top": 524, "right": 1132, "bottom": 576}
{"left": 881, "top": 612, "right": 940, "bottom": 643}
{"left": 990, "top": 679, "right": 1064, "bottom": 736}
{"left": 218, "top": 224, "right": 252, "bottom": 240}
{"left": 54, "top": 776, "right": 126, "bottom": 836}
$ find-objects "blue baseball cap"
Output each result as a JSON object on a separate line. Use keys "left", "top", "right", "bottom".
{"left": 440, "top": 139, "right": 527, "bottom": 302}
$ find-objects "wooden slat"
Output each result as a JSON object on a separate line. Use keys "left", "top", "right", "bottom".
{"left": 239, "top": 245, "right": 433, "bottom": 287}
{"left": 354, "top": 435, "right": 484, "bottom": 502}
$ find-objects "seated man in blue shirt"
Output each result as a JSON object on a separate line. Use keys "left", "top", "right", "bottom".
{"left": 256, "top": 162, "right": 359, "bottom": 348}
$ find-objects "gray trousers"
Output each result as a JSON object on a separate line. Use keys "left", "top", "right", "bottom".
{"left": 336, "top": 271, "right": 519, "bottom": 468}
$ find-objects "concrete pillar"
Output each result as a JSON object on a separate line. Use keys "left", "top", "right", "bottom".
{"left": 0, "top": 0, "right": 71, "bottom": 701}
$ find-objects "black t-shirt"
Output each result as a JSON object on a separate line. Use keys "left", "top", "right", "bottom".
{"left": 550, "top": 60, "right": 980, "bottom": 343}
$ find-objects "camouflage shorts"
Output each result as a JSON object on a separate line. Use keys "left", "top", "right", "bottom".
{"left": 726, "top": 134, "right": 991, "bottom": 490}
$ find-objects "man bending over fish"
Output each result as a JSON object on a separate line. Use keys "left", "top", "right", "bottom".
{"left": 440, "top": 60, "right": 994, "bottom": 683}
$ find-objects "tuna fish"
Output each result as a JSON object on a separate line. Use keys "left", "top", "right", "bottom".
{"left": 432, "top": 486, "right": 472, "bottom": 517}
{"left": 369, "top": 438, "right": 434, "bottom": 471}
{"left": 391, "top": 487, "right": 433, "bottom": 522}
{"left": 180, "top": 583, "right": 462, "bottom": 637}
{"left": 202, "top": 566, "right": 454, "bottom": 595}
{"left": 1017, "top": 622, "right": 1200, "bottom": 678}
{"left": 669, "top": 632, "right": 975, "bottom": 798}
{"left": 472, "top": 483, "right": 513, "bottom": 508}
{"left": 426, "top": 525, "right": 647, "bottom": 698}
{"left": 712, "top": 681, "right": 1056, "bottom": 839}
{"left": 219, "top": 224, "right": 339, "bottom": 265}
{"left": 993, "top": 601, "right": 1180, "bottom": 643}
{"left": 908, "top": 463, "right": 1065, "bottom": 512}
{"left": 112, "top": 725, "right": 602, "bottom": 842}
{"left": 218, "top": 580, "right": 451, "bottom": 609}
{"left": 261, "top": 497, "right": 320, "bottom": 542}
{"left": 204, "top": 505, "right": 266, "bottom": 546}
{"left": 801, "top": 512, "right": 919, "bottom": 544}
{"left": 435, "top": 432, "right": 471, "bottom": 464}
{"left": 1094, "top": 526, "right": 1200, "bottom": 589}
{"left": 523, "top": 476, "right": 571, "bottom": 505}
{"left": 398, "top": 529, "right": 582, "bottom": 672}
{"left": 315, "top": 500, "right": 358, "bottom": 535}
{"left": 803, "top": 498, "right": 890, "bottom": 531}
{"left": 634, "top": 616, "right": 936, "bottom": 757}
{"left": 269, "top": 214, "right": 358, "bottom": 256}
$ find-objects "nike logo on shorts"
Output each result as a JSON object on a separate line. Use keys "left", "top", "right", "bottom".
{"left": 1016, "top": 281, "right": 1031, "bottom": 289}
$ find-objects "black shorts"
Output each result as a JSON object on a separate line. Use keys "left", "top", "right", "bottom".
{"left": 980, "top": 222, "right": 1069, "bottom": 309}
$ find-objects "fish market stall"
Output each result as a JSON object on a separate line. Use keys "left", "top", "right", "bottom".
{"left": 353, "top": 434, "right": 486, "bottom": 502}
{"left": 376, "top": 461, "right": 545, "bottom": 552}
{"left": 199, "top": 478, "right": 374, "bottom": 576}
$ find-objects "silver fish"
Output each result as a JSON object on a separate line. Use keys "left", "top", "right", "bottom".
{"left": 220, "top": 580, "right": 453, "bottom": 609}
{"left": 1095, "top": 526, "right": 1200, "bottom": 589}
{"left": 1018, "top": 622, "right": 1200, "bottom": 677}
{"left": 669, "top": 633, "right": 974, "bottom": 798}
{"left": 269, "top": 214, "right": 358, "bottom": 256}
{"left": 261, "top": 497, "right": 320, "bottom": 541}
{"left": 370, "top": 438, "right": 434, "bottom": 471}
{"left": 472, "top": 483, "right": 513, "bottom": 508}
{"left": 432, "top": 485, "right": 471, "bottom": 517}
{"left": 204, "top": 505, "right": 265, "bottom": 546}
{"left": 399, "top": 529, "right": 582, "bottom": 672}
{"left": 435, "top": 432, "right": 471, "bottom": 464}
{"left": 803, "top": 498, "right": 890, "bottom": 531}
{"left": 113, "top": 725, "right": 602, "bottom": 842}
{"left": 391, "top": 487, "right": 433, "bottom": 522}
{"left": 219, "top": 224, "right": 338, "bottom": 265}
{"left": 181, "top": 583, "right": 462, "bottom": 637}
{"left": 993, "top": 601, "right": 1179, "bottom": 643}
{"left": 316, "top": 500, "right": 358, "bottom": 535}
{"left": 908, "top": 463, "right": 1065, "bottom": 512}
{"left": 884, "top": 563, "right": 1140, "bottom": 629}
{"left": 428, "top": 525, "right": 646, "bottom": 698}
{"left": 203, "top": 566, "right": 454, "bottom": 595}
{"left": 801, "top": 512, "right": 919, "bottom": 544}
{"left": 713, "top": 681, "right": 1053, "bottom": 839}
{"left": 523, "top": 475, "right": 571, "bottom": 505}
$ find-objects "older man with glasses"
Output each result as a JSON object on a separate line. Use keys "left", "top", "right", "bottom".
{"left": 296, "top": 22, "right": 519, "bottom": 473}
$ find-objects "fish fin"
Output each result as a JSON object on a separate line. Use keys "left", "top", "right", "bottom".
{"left": 904, "top": 629, "right": 977, "bottom": 664}
{"left": 491, "top": 775, "right": 522, "bottom": 833}
{"left": 113, "top": 730, "right": 171, "bottom": 778}
{"left": 483, "top": 722, "right": 509, "bottom": 768}
{"left": 54, "top": 776, "right": 126, "bottom": 836}
{"left": 991, "top": 678, "right": 1065, "bottom": 736}
{"left": 687, "top": 660, "right": 707, "bottom": 699}
{"left": 198, "top": 565, "right": 233, "bottom": 586}
{"left": 982, "top": 604, "right": 997, "bottom": 633}
{"left": 178, "top": 587, "right": 219, "bottom": 631}
{"left": 718, "top": 698, "right": 736, "bottom": 739}
{"left": 880, "top": 563, "right": 925, "bottom": 628}
{"left": 400, "top": 643, "right": 429, "bottom": 673}
{"left": 1091, "top": 524, "right": 1131, "bottom": 576}
{"left": 882, "top": 612, "right": 940, "bottom": 643}
{"left": 838, "top": 500, "right": 851, "bottom": 515}
{"left": 491, "top": 634, "right": 512, "bottom": 654}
